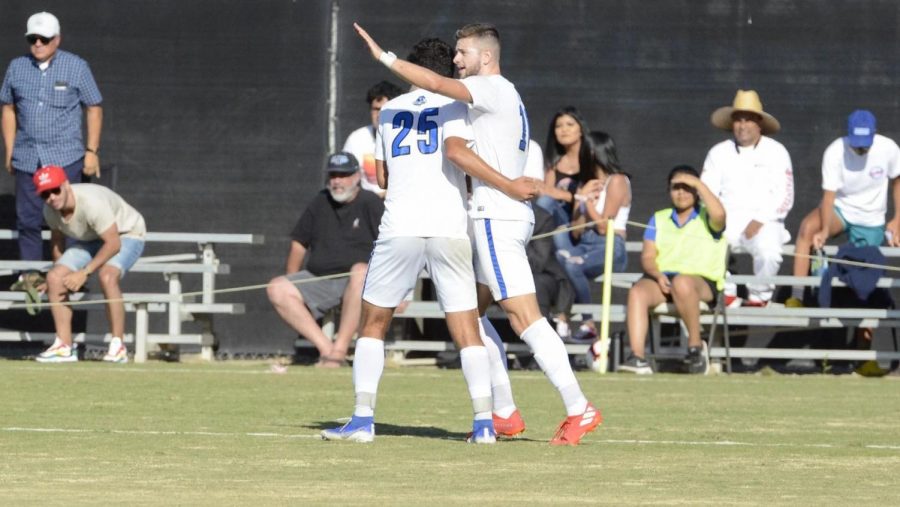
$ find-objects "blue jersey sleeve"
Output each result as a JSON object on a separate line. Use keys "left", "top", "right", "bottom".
{"left": 643, "top": 215, "right": 657, "bottom": 241}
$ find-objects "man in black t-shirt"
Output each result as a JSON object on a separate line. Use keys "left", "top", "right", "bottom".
{"left": 267, "top": 152, "right": 384, "bottom": 366}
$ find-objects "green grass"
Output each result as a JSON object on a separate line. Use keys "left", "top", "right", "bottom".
{"left": 1, "top": 361, "right": 898, "bottom": 505}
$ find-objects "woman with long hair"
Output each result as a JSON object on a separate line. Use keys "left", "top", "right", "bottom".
{"left": 535, "top": 106, "right": 595, "bottom": 243}
{"left": 556, "top": 131, "right": 631, "bottom": 342}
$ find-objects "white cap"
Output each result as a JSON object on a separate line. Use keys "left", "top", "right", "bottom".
{"left": 26, "top": 12, "right": 60, "bottom": 38}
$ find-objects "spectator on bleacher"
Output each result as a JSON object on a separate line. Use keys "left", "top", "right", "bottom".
{"left": 535, "top": 106, "right": 594, "bottom": 249}
{"left": 702, "top": 90, "right": 793, "bottom": 307}
{"left": 555, "top": 131, "right": 630, "bottom": 342}
{"left": 33, "top": 166, "right": 145, "bottom": 364}
{"left": 620, "top": 165, "right": 726, "bottom": 375}
{"left": 786, "top": 110, "right": 900, "bottom": 307}
{"left": 524, "top": 140, "right": 575, "bottom": 339}
{"left": 2, "top": 12, "right": 103, "bottom": 295}
{"left": 342, "top": 80, "right": 404, "bottom": 198}
{"left": 267, "top": 152, "right": 383, "bottom": 367}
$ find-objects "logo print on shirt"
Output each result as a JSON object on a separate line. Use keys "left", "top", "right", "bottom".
{"left": 413, "top": 96, "right": 427, "bottom": 106}
{"left": 870, "top": 166, "right": 885, "bottom": 179}
{"left": 353, "top": 218, "right": 360, "bottom": 229}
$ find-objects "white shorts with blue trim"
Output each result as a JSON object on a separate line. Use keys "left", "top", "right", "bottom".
{"left": 471, "top": 218, "right": 536, "bottom": 301}
{"left": 363, "top": 236, "right": 477, "bottom": 313}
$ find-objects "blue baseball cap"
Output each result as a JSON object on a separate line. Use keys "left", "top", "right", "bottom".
{"left": 847, "top": 110, "right": 876, "bottom": 148}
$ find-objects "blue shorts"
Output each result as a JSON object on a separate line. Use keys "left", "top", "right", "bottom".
{"left": 57, "top": 237, "right": 145, "bottom": 277}
{"left": 834, "top": 207, "right": 885, "bottom": 247}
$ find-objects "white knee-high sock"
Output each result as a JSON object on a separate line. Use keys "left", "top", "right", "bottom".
{"left": 479, "top": 316, "right": 517, "bottom": 418}
{"left": 520, "top": 318, "right": 588, "bottom": 416}
{"left": 459, "top": 345, "right": 493, "bottom": 421}
{"left": 352, "top": 337, "right": 385, "bottom": 418}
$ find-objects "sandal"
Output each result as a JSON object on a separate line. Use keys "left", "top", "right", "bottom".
{"left": 315, "top": 355, "right": 350, "bottom": 368}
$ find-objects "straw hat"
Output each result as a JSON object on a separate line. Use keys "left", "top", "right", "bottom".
{"left": 710, "top": 89, "right": 781, "bottom": 135}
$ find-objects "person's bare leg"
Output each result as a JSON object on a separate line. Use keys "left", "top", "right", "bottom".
{"left": 626, "top": 278, "right": 666, "bottom": 358}
{"left": 97, "top": 265, "right": 125, "bottom": 338}
{"left": 792, "top": 209, "right": 822, "bottom": 278}
{"left": 670, "top": 275, "right": 713, "bottom": 348}
{"left": 329, "top": 262, "right": 368, "bottom": 362}
{"left": 266, "top": 276, "right": 333, "bottom": 357}
{"left": 46, "top": 265, "right": 74, "bottom": 345}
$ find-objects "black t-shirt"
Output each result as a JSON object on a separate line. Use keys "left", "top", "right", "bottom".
{"left": 290, "top": 189, "right": 384, "bottom": 275}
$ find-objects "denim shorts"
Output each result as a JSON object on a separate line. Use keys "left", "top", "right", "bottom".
{"left": 57, "top": 237, "right": 145, "bottom": 277}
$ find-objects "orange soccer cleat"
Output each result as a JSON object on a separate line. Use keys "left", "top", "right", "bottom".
{"left": 549, "top": 403, "right": 602, "bottom": 446}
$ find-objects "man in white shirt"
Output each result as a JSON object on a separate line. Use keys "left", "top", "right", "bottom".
{"left": 322, "top": 38, "right": 498, "bottom": 444}
{"left": 702, "top": 89, "right": 794, "bottom": 307}
{"left": 32, "top": 165, "right": 146, "bottom": 363}
{"left": 787, "top": 110, "right": 900, "bottom": 307}
{"left": 355, "top": 22, "right": 601, "bottom": 446}
{"left": 341, "top": 80, "right": 403, "bottom": 197}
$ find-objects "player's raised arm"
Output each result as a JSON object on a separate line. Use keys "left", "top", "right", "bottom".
{"left": 354, "top": 23, "right": 473, "bottom": 104}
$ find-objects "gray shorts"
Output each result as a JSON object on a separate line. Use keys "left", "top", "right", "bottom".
{"left": 285, "top": 270, "right": 350, "bottom": 319}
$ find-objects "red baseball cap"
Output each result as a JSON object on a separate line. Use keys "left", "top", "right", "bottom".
{"left": 33, "top": 165, "right": 67, "bottom": 194}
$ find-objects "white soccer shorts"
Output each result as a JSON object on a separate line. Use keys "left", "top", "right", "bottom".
{"left": 471, "top": 218, "right": 536, "bottom": 301}
{"left": 363, "top": 236, "right": 477, "bottom": 313}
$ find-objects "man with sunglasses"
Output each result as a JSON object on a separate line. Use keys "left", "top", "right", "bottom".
{"left": 1, "top": 11, "right": 103, "bottom": 295}
{"left": 33, "top": 165, "right": 145, "bottom": 363}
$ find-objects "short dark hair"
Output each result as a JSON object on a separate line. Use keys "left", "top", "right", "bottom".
{"left": 455, "top": 23, "right": 500, "bottom": 45}
{"left": 667, "top": 164, "right": 699, "bottom": 184}
{"left": 407, "top": 38, "right": 454, "bottom": 78}
{"left": 366, "top": 80, "right": 403, "bottom": 105}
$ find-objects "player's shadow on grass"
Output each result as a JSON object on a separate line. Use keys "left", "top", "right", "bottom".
{"left": 305, "top": 420, "right": 538, "bottom": 443}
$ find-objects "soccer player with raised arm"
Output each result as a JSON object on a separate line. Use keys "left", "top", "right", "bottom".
{"left": 355, "top": 22, "right": 601, "bottom": 446}
{"left": 322, "top": 38, "right": 497, "bottom": 444}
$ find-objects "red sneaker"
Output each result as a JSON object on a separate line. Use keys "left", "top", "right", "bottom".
{"left": 549, "top": 403, "right": 602, "bottom": 446}
{"left": 494, "top": 409, "right": 526, "bottom": 438}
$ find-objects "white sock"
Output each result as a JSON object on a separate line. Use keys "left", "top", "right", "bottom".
{"left": 352, "top": 337, "right": 384, "bottom": 418}
{"left": 790, "top": 286, "right": 803, "bottom": 300}
{"left": 521, "top": 318, "right": 588, "bottom": 416}
{"left": 459, "top": 345, "right": 493, "bottom": 421}
{"left": 479, "top": 316, "right": 516, "bottom": 418}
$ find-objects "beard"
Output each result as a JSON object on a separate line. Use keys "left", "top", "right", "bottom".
{"left": 329, "top": 185, "right": 358, "bottom": 203}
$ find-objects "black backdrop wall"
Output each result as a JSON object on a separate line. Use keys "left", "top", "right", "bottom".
{"left": 1, "top": 0, "right": 898, "bottom": 353}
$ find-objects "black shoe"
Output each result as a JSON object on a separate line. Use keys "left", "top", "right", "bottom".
{"left": 684, "top": 344, "right": 709, "bottom": 375}
{"left": 619, "top": 354, "right": 653, "bottom": 374}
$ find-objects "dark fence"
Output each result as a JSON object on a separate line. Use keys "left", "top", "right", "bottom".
{"left": 1, "top": 0, "right": 898, "bottom": 353}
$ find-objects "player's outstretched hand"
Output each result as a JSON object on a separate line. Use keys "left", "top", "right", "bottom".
{"left": 507, "top": 176, "right": 539, "bottom": 201}
{"left": 353, "top": 23, "right": 384, "bottom": 61}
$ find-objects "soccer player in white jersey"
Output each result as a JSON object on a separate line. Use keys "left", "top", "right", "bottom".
{"left": 355, "top": 22, "right": 601, "bottom": 446}
{"left": 322, "top": 38, "right": 498, "bottom": 444}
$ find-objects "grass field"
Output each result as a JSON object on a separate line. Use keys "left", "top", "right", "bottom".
{"left": 2, "top": 360, "right": 899, "bottom": 505}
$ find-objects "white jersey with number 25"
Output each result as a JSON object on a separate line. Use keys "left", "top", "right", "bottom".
{"left": 375, "top": 90, "right": 473, "bottom": 239}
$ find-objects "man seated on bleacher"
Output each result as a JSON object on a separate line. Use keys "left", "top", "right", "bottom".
{"left": 620, "top": 165, "right": 726, "bottom": 375}
{"left": 787, "top": 110, "right": 900, "bottom": 307}
{"left": 267, "top": 152, "right": 383, "bottom": 367}
{"left": 33, "top": 165, "right": 146, "bottom": 363}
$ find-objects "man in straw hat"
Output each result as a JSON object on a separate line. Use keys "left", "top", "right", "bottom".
{"left": 701, "top": 89, "right": 794, "bottom": 307}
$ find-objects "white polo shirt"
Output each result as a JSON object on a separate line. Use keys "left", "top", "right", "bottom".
{"left": 701, "top": 135, "right": 794, "bottom": 234}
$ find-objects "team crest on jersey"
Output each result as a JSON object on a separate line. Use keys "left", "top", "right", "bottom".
{"left": 870, "top": 166, "right": 885, "bottom": 179}
{"left": 413, "top": 95, "right": 427, "bottom": 106}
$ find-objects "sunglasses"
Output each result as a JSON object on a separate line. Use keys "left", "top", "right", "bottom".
{"left": 40, "top": 187, "right": 62, "bottom": 200}
{"left": 26, "top": 35, "right": 55, "bottom": 45}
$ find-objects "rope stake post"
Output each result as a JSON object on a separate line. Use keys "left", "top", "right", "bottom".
{"left": 597, "top": 219, "right": 615, "bottom": 374}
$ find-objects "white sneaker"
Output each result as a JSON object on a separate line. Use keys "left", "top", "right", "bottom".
{"left": 103, "top": 337, "right": 128, "bottom": 363}
{"left": 36, "top": 337, "right": 78, "bottom": 363}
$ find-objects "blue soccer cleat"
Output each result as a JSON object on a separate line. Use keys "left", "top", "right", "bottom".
{"left": 321, "top": 416, "right": 375, "bottom": 443}
{"left": 465, "top": 418, "right": 497, "bottom": 444}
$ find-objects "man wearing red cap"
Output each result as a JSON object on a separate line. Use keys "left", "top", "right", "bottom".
{"left": 33, "top": 166, "right": 145, "bottom": 363}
